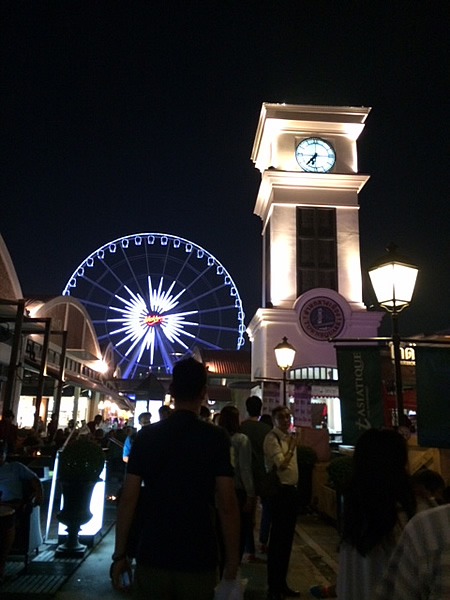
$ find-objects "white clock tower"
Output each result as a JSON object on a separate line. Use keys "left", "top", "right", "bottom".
{"left": 247, "top": 103, "right": 382, "bottom": 403}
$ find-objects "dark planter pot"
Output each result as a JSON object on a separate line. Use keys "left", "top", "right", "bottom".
{"left": 56, "top": 479, "right": 98, "bottom": 557}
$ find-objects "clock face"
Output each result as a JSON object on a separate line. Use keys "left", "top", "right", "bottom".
{"left": 295, "top": 138, "right": 336, "bottom": 173}
{"left": 300, "top": 297, "right": 344, "bottom": 341}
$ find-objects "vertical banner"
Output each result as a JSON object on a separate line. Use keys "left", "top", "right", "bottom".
{"left": 416, "top": 346, "right": 450, "bottom": 448}
{"left": 336, "top": 346, "right": 384, "bottom": 445}
{"left": 292, "top": 384, "right": 312, "bottom": 427}
{"left": 262, "top": 381, "right": 281, "bottom": 414}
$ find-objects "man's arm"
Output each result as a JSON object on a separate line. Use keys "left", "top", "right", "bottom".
{"left": 30, "top": 476, "right": 43, "bottom": 505}
{"left": 216, "top": 475, "right": 240, "bottom": 581}
{"left": 110, "top": 472, "right": 141, "bottom": 590}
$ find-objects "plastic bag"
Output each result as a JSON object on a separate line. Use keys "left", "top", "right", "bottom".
{"left": 213, "top": 574, "right": 248, "bottom": 600}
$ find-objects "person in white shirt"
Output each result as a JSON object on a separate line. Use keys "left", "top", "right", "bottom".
{"left": 263, "top": 406, "right": 300, "bottom": 600}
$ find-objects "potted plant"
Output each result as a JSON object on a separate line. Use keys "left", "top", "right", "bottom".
{"left": 326, "top": 455, "right": 353, "bottom": 532}
{"left": 326, "top": 455, "right": 353, "bottom": 491}
{"left": 56, "top": 437, "right": 105, "bottom": 556}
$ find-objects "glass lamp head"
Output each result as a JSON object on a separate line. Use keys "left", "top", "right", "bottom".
{"left": 274, "top": 336, "right": 296, "bottom": 371}
{"left": 368, "top": 244, "right": 418, "bottom": 312}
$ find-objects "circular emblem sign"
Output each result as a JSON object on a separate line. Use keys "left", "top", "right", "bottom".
{"left": 300, "top": 297, "right": 345, "bottom": 341}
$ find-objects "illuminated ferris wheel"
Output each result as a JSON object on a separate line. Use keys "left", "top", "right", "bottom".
{"left": 62, "top": 233, "right": 246, "bottom": 378}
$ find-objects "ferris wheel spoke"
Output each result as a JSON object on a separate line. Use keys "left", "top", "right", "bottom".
{"left": 136, "top": 328, "right": 154, "bottom": 364}
{"left": 188, "top": 333, "right": 222, "bottom": 350}
{"left": 172, "top": 257, "right": 212, "bottom": 295}
{"left": 121, "top": 346, "right": 142, "bottom": 378}
{"left": 120, "top": 331, "right": 155, "bottom": 378}
{"left": 117, "top": 330, "right": 141, "bottom": 349}
{"left": 196, "top": 323, "right": 240, "bottom": 333}
{"left": 108, "top": 325, "right": 134, "bottom": 339}
{"left": 116, "top": 285, "right": 147, "bottom": 307}
{"left": 175, "top": 283, "right": 231, "bottom": 313}
{"left": 83, "top": 256, "right": 126, "bottom": 291}
{"left": 162, "top": 324, "right": 195, "bottom": 346}
{"left": 96, "top": 332, "right": 113, "bottom": 341}
{"left": 123, "top": 334, "right": 145, "bottom": 357}
{"left": 80, "top": 299, "right": 114, "bottom": 314}
{"left": 120, "top": 328, "right": 154, "bottom": 371}
{"left": 118, "top": 243, "right": 148, "bottom": 300}
{"left": 154, "top": 328, "right": 178, "bottom": 372}
{"left": 192, "top": 303, "right": 241, "bottom": 316}
{"left": 148, "top": 277, "right": 180, "bottom": 314}
{"left": 72, "top": 275, "right": 121, "bottom": 305}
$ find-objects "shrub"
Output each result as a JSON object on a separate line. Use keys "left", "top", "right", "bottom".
{"left": 326, "top": 455, "right": 353, "bottom": 490}
{"left": 58, "top": 438, "right": 105, "bottom": 482}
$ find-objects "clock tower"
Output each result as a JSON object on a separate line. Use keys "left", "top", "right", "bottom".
{"left": 247, "top": 103, "right": 382, "bottom": 401}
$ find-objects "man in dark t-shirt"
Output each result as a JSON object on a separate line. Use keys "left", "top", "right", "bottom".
{"left": 111, "top": 358, "right": 240, "bottom": 600}
{"left": 240, "top": 396, "right": 272, "bottom": 497}
{"left": 240, "top": 395, "right": 272, "bottom": 557}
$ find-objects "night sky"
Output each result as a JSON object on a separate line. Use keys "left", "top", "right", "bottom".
{"left": 2, "top": 2, "right": 450, "bottom": 342}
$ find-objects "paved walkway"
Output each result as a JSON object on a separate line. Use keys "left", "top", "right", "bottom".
{"left": 51, "top": 511, "right": 338, "bottom": 600}
{"left": 3, "top": 502, "right": 339, "bottom": 599}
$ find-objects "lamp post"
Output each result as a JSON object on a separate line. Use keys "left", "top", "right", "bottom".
{"left": 368, "top": 243, "right": 418, "bottom": 427}
{"left": 274, "top": 336, "right": 296, "bottom": 406}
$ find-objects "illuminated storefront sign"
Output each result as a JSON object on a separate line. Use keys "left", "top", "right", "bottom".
{"left": 389, "top": 343, "right": 415, "bottom": 366}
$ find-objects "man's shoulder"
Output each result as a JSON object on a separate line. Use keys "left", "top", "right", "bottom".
{"left": 198, "top": 418, "right": 230, "bottom": 441}
{"left": 412, "top": 503, "right": 450, "bottom": 525}
{"left": 241, "top": 420, "right": 271, "bottom": 434}
{"left": 5, "top": 460, "right": 33, "bottom": 477}
{"left": 263, "top": 429, "right": 281, "bottom": 447}
{"left": 4, "top": 460, "right": 20, "bottom": 470}
{"left": 408, "top": 503, "right": 450, "bottom": 539}
{"left": 138, "top": 411, "right": 229, "bottom": 442}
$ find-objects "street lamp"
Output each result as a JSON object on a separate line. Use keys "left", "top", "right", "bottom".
{"left": 274, "top": 336, "right": 296, "bottom": 406}
{"left": 368, "top": 243, "right": 419, "bottom": 427}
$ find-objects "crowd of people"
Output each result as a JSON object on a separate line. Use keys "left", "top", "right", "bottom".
{"left": 2, "top": 356, "right": 450, "bottom": 598}
{"left": 110, "top": 359, "right": 450, "bottom": 600}
{"left": 0, "top": 407, "right": 160, "bottom": 483}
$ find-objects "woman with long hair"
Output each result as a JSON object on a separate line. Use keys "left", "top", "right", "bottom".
{"left": 337, "top": 428, "right": 416, "bottom": 599}
{"left": 218, "top": 405, "right": 255, "bottom": 561}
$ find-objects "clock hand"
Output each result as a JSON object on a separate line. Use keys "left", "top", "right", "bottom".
{"left": 306, "top": 152, "right": 317, "bottom": 166}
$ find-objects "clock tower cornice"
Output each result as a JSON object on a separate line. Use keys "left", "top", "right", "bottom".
{"left": 252, "top": 103, "right": 371, "bottom": 173}
{"left": 254, "top": 171, "right": 370, "bottom": 224}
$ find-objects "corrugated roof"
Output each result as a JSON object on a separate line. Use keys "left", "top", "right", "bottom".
{"left": 199, "top": 349, "right": 251, "bottom": 376}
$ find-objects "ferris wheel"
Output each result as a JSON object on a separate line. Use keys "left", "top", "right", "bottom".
{"left": 62, "top": 233, "right": 246, "bottom": 378}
